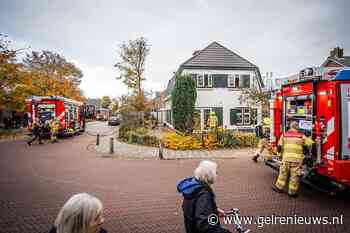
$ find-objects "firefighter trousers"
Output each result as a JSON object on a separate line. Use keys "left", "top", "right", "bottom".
{"left": 28, "top": 133, "right": 42, "bottom": 144}
{"left": 50, "top": 131, "right": 58, "bottom": 142}
{"left": 275, "top": 161, "right": 302, "bottom": 195}
{"left": 254, "top": 138, "right": 274, "bottom": 160}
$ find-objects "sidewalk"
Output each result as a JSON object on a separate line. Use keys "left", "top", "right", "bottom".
{"left": 95, "top": 135, "right": 254, "bottom": 159}
{"left": 0, "top": 128, "right": 28, "bottom": 140}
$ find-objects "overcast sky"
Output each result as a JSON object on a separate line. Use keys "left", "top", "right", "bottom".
{"left": 1, "top": 0, "right": 349, "bottom": 98}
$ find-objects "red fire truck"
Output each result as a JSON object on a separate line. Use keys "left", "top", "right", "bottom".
{"left": 26, "top": 96, "right": 86, "bottom": 136}
{"left": 268, "top": 68, "right": 350, "bottom": 192}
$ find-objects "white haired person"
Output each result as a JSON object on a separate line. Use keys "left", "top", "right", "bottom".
{"left": 177, "top": 160, "right": 231, "bottom": 233}
{"left": 49, "top": 193, "right": 107, "bottom": 233}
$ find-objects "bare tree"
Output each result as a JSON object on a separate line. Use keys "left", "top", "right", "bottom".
{"left": 114, "top": 37, "right": 150, "bottom": 96}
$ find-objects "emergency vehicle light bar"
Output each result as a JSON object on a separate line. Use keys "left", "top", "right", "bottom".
{"left": 332, "top": 69, "right": 350, "bottom": 81}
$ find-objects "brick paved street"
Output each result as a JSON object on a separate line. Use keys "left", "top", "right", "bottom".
{"left": 0, "top": 124, "right": 350, "bottom": 233}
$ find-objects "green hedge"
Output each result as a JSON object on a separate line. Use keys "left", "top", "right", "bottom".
{"left": 217, "top": 130, "right": 258, "bottom": 148}
{"left": 118, "top": 125, "right": 159, "bottom": 147}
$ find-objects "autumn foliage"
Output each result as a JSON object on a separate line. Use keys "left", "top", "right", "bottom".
{"left": 162, "top": 131, "right": 258, "bottom": 150}
{"left": 0, "top": 35, "right": 85, "bottom": 113}
{"left": 162, "top": 132, "right": 202, "bottom": 150}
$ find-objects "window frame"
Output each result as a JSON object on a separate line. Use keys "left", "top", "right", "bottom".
{"left": 240, "top": 74, "right": 251, "bottom": 88}
{"left": 235, "top": 74, "right": 240, "bottom": 88}
{"left": 231, "top": 107, "right": 253, "bottom": 126}
{"left": 207, "top": 74, "right": 213, "bottom": 87}
{"left": 197, "top": 73, "right": 212, "bottom": 88}
{"left": 197, "top": 74, "right": 205, "bottom": 88}
{"left": 228, "top": 74, "right": 235, "bottom": 87}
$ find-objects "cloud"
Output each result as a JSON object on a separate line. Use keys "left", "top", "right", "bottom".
{"left": 78, "top": 64, "right": 128, "bottom": 98}
{"left": 78, "top": 63, "right": 164, "bottom": 98}
{"left": 1, "top": 0, "right": 350, "bottom": 96}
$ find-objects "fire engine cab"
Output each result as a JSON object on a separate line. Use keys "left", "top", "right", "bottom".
{"left": 26, "top": 96, "right": 86, "bottom": 136}
{"left": 269, "top": 68, "right": 350, "bottom": 192}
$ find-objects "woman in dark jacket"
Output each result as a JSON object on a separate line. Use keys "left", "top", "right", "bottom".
{"left": 177, "top": 160, "right": 231, "bottom": 233}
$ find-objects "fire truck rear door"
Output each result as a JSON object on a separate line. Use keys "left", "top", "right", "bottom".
{"left": 340, "top": 83, "right": 350, "bottom": 160}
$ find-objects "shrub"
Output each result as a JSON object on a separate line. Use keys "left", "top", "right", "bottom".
{"left": 232, "top": 132, "right": 258, "bottom": 147}
{"left": 120, "top": 127, "right": 159, "bottom": 147}
{"left": 162, "top": 131, "right": 258, "bottom": 150}
{"left": 135, "top": 127, "right": 148, "bottom": 135}
{"left": 162, "top": 132, "right": 202, "bottom": 150}
{"left": 143, "top": 134, "right": 159, "bottom": 146}
{"left": 217, "top": 130, "right": 240, "bottom": 148}
{"left": 171, "top": 74, "right": 197, "bottom": 133}
{"left": 203, "top": 133, "right": 219, "bottom": 150}
{"left": 118, "top": 124, "right": 132, "bottom": 141}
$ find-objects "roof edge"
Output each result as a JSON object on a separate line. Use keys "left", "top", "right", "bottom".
{"left": 321, "top": 57, "right": 347, "bottom": 67}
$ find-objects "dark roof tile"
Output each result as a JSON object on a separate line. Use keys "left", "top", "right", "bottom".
{"left": 181, "top": 42, "right": 257, "bottom": 68}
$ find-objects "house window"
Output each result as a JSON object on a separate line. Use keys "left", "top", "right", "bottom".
{"left": 228, "top": 75, "right": 235, "bottom": 87}
{"left": 230, "top": 108, "right": 256, "bottom": 125}
{"left": 243, "top": 108, "right": 250, "bottom": 125}
{"left": 241, "top": 74, "right": 250, "bottom": 88}
{"left": 208, "top": 74, "right": 213, "bottom": 87}
{"left": 235, "top": 74, "right": 240, "bottom": 87}
{"left": 197, "top": 74, "right": 212, "bottom": 88}
{"left": 197, "top": 74, "right": 204, "bottom": 87}
{"left": 228, "top": 74, "right": 241, "bottom": 88}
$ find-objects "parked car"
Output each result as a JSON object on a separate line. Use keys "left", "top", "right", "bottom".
{"left": 108, "top": 115, "right": 121, "bottom": 126}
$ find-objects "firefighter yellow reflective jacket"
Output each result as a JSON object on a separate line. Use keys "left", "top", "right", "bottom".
{"left": 278, "top": 129, "right": 306, "bottom": 162}
{"left": 208, "top": 115, "right": 218, "bottom": 128}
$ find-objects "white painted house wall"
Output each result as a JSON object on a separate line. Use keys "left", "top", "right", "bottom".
{"left": 180, "top": 68, "right": 262, "bottom": 130}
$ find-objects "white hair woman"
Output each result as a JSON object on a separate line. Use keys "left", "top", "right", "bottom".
{"left": 49, "top": 193, "right": 107, "bottom": 233}
{"left": 177, "top": 160, "right": 231, "bottom": 233}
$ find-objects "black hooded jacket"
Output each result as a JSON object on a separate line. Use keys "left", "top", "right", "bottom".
{"left": 177, "top": 177, "right": 231, "bottom": 233}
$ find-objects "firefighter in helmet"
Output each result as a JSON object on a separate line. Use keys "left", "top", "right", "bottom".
{"left": 50, "top": 117, "right": 59, "bottom": 143}
{"left": 272, "top": 121, "right": 313, "bottom": 197}
{"left": 27, "top": 118, "right": 43, "bottom": 146}
{"left": 207, "top": 111, "right": 218, "bottom": 131}
{"left": 252, "top": 117, "right": 274, "bottom": 162}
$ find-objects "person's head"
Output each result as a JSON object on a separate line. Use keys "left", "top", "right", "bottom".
{"left": 54, "top": 193, "right": 104, "bottom": 233}
{"left": 194, "top": 160, "right": 218, "bottom": 185}
{"left": 290, "top": 121, "right": 299, "bottom": 130}
{"left": 210, "top": 112, "right": 216, "bottom": 116}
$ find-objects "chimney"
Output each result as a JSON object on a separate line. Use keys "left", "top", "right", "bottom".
{"left": 330, "top": 47, "right": 344, "bottom": 58}
{"left": 192, "top": 50, "right": 201, "bottom": 56}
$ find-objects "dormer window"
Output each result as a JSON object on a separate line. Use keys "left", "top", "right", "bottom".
{"left": 197, "top": 74, "right": 204, "bottom": 87}
{"left": 228, "top": 74, "right": 241, "bottom": 88}
{"left": 205, "top": 74, "right": 213, "bottom": 87}
{"left": 228, "top": 75, "right": 235, "bottom": 87}
{"left": 235, "top": 74, "right": 240, "bottom": 87}
{"left": 228, "top": 74, "right": 251, "bottom": 88}
{"left": 196, "top": 74, "right": 212, "bottom": 88}
{"left": 241, "top": 74, "right": 250, "bottom": 88}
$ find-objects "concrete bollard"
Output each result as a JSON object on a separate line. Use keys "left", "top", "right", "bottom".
{"left": 159, "top": 142, "right": 164, "bottom": 160}
{"left": 96, "top": 134, "right": 100, "bottom": 145}
{"left": 109, "top": 137, "right": 114, "bottom": 154}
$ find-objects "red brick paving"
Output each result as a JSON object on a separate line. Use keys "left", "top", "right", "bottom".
{"left": 0, "top": 134, "right": 349, "bottom": 233}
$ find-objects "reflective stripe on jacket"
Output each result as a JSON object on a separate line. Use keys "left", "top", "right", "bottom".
{"left": 209, "top": 116, "right": 218, "bottom": 128}
{"left": 278, "top": 129, "right": 305, "bottom": 162}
